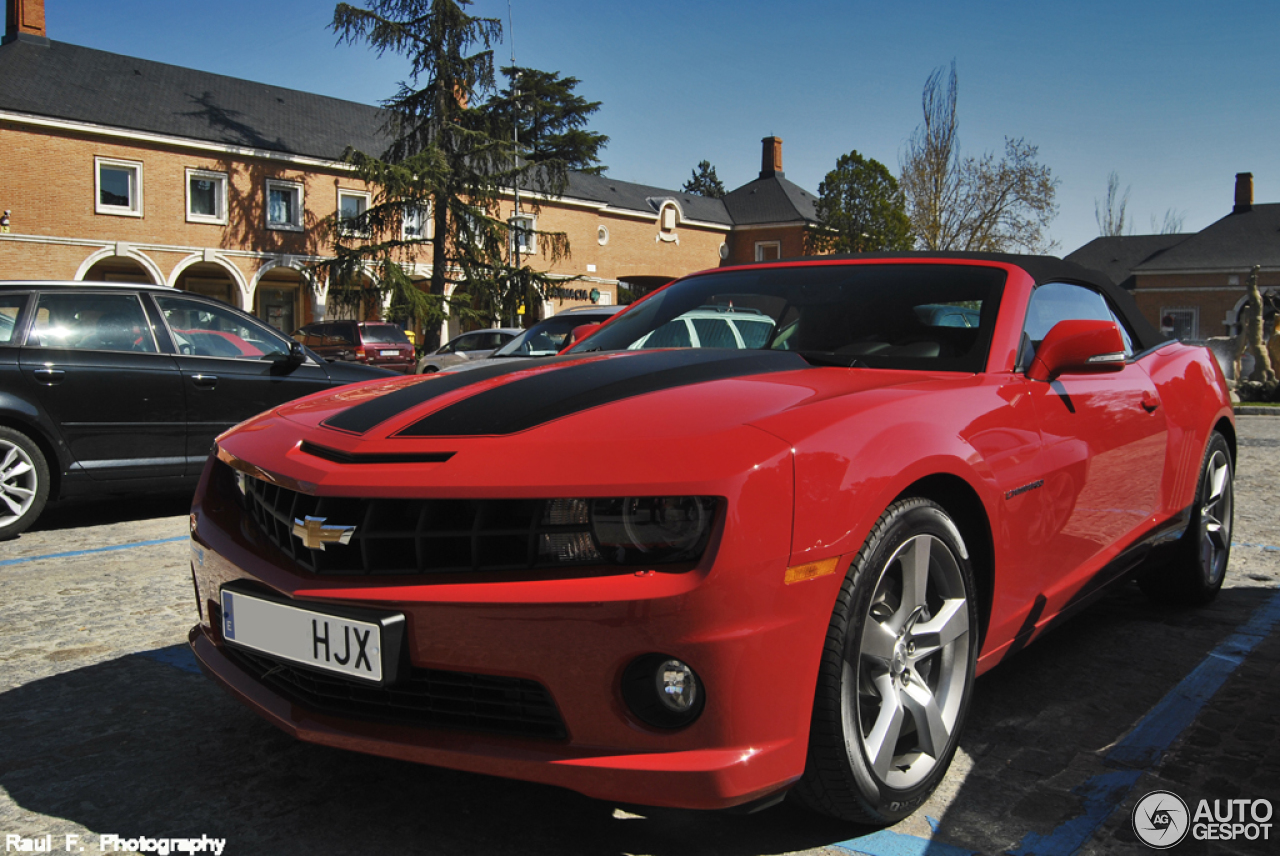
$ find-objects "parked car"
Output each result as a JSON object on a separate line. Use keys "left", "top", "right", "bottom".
{"left": 416, "top": 327, "right": 520, "bottom": 373}
{"left": 439, "top": 305, "right": 627, "bottom": 372}
{"left": 292, "top": 320, "right": 415, "bottom": 373}
{"left": 188, "top": 254, "right": 1233, "bottom": 825}
{"left": 626, "top": 305, "right": 774, "bottom": 350}
{"left": 0, "top": 281, "right": 392, "bottom": 538}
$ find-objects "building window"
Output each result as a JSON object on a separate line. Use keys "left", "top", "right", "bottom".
{"left": 597, "top": 225, "right": 609, "bottom": 246}
{"left": 337, "top": 188, "right": 370, "bottom": 236}
{"left": 95, "top": 157, "right": 143, "bottom": 217}
{"left": 1160, "top": 307, "right": 1199, "bottom": 341}
{"left": 510, "top": 214, "right": 536, "bottom": 256}
{"left": 186, "top": 169, "right": 227, "bottom": 224}
{"left": 755, "top": 241, "right": 781, "bottom": 262}
{"left": 402, "top": 203, "right": 432, "bottom": 240}
{"left": 266, "top": 179, "right": 304, "bottom": 231}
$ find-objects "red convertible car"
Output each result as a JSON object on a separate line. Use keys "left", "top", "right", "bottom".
{"left": 188, "top": 254, "right": 1234, "bottom": 824}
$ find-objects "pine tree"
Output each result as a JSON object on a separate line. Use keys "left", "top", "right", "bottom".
{"left": 324, "top": 0, "right": 607, "bottom": 346}
{"left": 682, "top": 160, "right": 725, "bottom": 198}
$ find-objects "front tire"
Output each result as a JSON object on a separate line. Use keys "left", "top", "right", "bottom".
{"left": 0, "top": 427, "right": 50, "bottom": 539}
{"left": 1140, "top": 431, "right": 1233, "bottom": 606}
{"left": 794, "top": 498, "right": 978, "bottom": 825}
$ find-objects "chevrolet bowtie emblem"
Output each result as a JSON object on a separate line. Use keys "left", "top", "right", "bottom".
{"left": 292, "top": 516, "right": 356, "bottom": 551}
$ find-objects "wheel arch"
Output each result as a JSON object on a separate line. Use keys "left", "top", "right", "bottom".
{"left": 0, "top": 413, "right": 64, "bottom": 501}
{"left": 1213, "top": 416, "right": 1237, "bottom": 467}
{"left": 894, "top": 473, "right": 994, "bottom": 649}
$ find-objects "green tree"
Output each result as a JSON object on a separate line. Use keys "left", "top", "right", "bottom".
{"left": 809, "top": 150, "right": 913, "bottom": 253}
{"left": 323, "top": 0, "right": 607, "bottom": 345}
{"left": 682, "top": 160, "right": 725, "bottom": 198}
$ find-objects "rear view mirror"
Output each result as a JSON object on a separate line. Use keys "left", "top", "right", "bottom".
{"left": 1027, "top": 320, "right": 1126, "bottom": 382}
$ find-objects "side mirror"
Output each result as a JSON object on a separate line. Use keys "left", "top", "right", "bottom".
{"left": 287, "top": 340, "right": 307, "bottom": 365}
{"left": 563, "top": 322, "right": 601, "bottom": 351}
{"left": 1027, "top": 319, "right": 1126, "bottom": 382}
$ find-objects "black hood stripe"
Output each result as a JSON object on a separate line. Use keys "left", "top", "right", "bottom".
{"left": 321, "top": 357, "right": 579, "bottom": 435}
{"left": 397, "top": 349, "right": 811, "bottom": 437}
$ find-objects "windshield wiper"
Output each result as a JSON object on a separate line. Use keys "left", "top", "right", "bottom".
{"left": 795, "top": 350, "right": 867, "bottom": 368}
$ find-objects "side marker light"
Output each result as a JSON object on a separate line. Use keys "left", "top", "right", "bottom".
{"left": 784, "top": 556, "right": 841, "bottom": 585}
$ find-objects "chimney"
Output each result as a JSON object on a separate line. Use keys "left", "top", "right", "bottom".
{"left": 760, "top": 136, "right": 784, "bottom": 180}
{"left": 1233, "top": 172, "right": 1254, "bottom": 214}
{"left": 4, "top": 0, "right": 48, "bottom": 45}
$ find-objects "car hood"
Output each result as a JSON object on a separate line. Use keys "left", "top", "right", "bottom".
{"left": 220, "top": 350, "right": 957, "bottom": 494}
{"left": 275, "top": 349, "right": 955, "bottom": 441}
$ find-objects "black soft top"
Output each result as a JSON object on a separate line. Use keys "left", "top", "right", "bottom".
{"left": 752, "top": 252, "right": 1169, "bottom": 354}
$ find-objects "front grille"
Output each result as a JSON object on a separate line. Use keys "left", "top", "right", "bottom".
{"left": 229, "top": 462, "right": 599, "bottom": 576}
{"left": 227, "top": 647, "right": 566, "bottom": 740}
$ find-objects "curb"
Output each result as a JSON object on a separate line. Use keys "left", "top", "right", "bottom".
{"left": 1234, "top": 406, "right": 1280, "bottom": 415}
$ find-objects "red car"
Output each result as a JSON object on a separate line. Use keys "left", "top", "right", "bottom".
{"left": 188, "top": 254, "right": 1234, "bottom": 825}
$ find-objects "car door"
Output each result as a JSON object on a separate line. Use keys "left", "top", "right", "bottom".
{"left": 149, "top": 293, "right": 337, "bottom": 472}
{"left": 18, "top": 290, "right": 186, "bottom": 480}
{"left": 1018, "top": 281, "right": 1169, "bottom": 614}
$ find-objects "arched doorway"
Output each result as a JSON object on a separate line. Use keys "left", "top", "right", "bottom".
{"left": 80, "top": 253, "right": 159, "bottom": 284}
{"left": 254, "top": 268, "right": 309, "bottom": 334}
{"left": 325, "top": 271, "right": 379, "bottom": 322}
{"left": 174, "top": 261, "right": 239, "bottom": 306}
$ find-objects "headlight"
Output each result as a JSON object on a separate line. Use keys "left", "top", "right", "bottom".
{"left": 590, "top": 496, "right": 718, "bottom": 564}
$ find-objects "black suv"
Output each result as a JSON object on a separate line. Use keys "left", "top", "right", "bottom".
{"left": 0, "top": 282, "right": 392, "bottom": 538}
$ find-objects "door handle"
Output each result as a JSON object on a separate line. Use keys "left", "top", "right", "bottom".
{"left": 1141, "top": 392, "right": 1160, "bottom": 413}
{"left": 192, "top": 374, "right": 218, "bottom": 389}
{"left": 32, "top": 367, "right": 65, "bottom": 384}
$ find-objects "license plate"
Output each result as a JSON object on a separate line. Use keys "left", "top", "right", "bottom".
{"left": 379, "top": 349, "right": 398, "bottom": 356}
{"left": 221, "top": 589, "right": 392, "bottom": 683}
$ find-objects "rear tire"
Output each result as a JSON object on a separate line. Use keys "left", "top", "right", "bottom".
{"left": 793, "top": 498, "right": 978, "bottom": 825}
{"left": 0, "top": 426, "right": 50, "bottom": 539}
{"left": 1139, "top": 431, "right": 1233, "bottom": 606}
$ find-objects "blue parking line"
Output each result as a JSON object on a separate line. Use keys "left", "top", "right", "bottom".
{"left": 0, "top": 536, "right": 187, "bottom": 567}
{"left": 836, "top": 829, "right": 977, "bottom": 855}
{"left": 1233, "top": 541, "right": 1280, "bottom": 552}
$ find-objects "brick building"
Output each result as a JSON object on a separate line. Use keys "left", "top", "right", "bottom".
{"left": 0, "top": 0, "right": 817, "bottom": 343}
{"left": 1067, "top": 173, "right": 1279, "bottom": 343}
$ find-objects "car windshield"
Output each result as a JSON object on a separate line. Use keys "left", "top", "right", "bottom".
{"left": 565, "top": 264, "right": 1005, "bottom": 372}
{"left": 492, "top": 316, "right": 601, "bottom": 357}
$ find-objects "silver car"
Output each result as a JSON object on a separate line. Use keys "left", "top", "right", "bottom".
{"left": 416, "top": 328, "right": 521, "bottom": 373}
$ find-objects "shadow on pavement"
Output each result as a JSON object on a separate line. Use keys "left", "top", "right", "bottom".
{"left": 934, "top": 581, "right": 1279, "bottom": 855}
{"left": 27, "top": 490, "right": 194, "bottom": 532}
{"left": 3, "top": 583, "right": 1273, "bottom": 855}
{"left": 0, "top": 648, "right": 862, "bottom": 856}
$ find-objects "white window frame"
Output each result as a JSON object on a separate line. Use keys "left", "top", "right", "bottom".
{"left": 185, "top": 168, "right": 228, "bottom": 225}
{"left": 95, "top": 157, "right": 143, "bottom": 217}
{"left": 755, "top": 241, "right": 781, "bottom": 262}
{"left": 510, "top": 214, "right": 536, "bottom": 255}
{"left": 265, "top": 179, "right": 304, "bottom": 232}
{"left": 402, "top": 202, "right": 433, "bottom": 241}
{"left": 337, "top": 188, "right": 371, "bottom": 237}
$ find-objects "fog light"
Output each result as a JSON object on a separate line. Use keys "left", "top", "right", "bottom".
{"left": 657, "top": 659, "right": 697, "bottom": 712}
{"left": 622, "top": 654, "right": 706, "bottom": 728}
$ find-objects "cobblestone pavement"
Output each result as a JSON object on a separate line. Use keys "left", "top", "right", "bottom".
{"left": 1, "top": 418, "right": 1277, "bottom": 856}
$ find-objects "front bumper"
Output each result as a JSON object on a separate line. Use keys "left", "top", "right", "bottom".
{"left": 187, "top": 429, "right": 844, "bottom": 810}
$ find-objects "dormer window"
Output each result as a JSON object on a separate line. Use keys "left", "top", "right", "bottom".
{"left": 657, "top": 202, "right": 680, "bottom": 244}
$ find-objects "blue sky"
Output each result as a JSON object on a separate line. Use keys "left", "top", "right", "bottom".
{"left": 45, "top": 0, "right": 1280, "bottom": 255}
